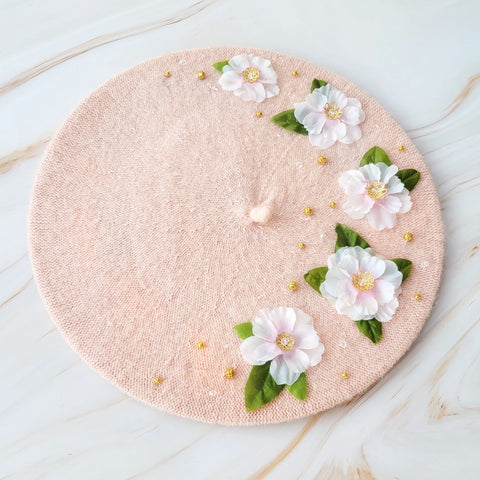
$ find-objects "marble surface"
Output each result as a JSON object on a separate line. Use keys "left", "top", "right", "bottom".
{"left": 1, "top": 1, "right": 479, "bottom": 478}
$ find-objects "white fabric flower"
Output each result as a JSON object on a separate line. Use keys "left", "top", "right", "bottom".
{"left": 339, "top": 162, "right": 412, "bottom": 230}
{"left": 294, "top": 84, "right": 365, "bottom": 148}
{"left": 320, "top": 246, "right": 403, "bottom": 322}
{"left": 218, "top": 54, "right": 279, "bottom": 103}
{"left": 240, "top": 307, "right": 324, "bottom": 386}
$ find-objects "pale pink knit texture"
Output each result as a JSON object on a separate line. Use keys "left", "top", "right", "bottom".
{"left": 29, "top": 47, "right": 444, "bottom": 425}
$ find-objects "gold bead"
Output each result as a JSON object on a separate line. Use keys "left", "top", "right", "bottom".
{"left": 288, "top": 281, "right": 298, "bottom": 291}
{"left": 304, "top": 206, "right": 313, "bottom": 216}
{"left": 292, "top": 70, "right": 298, "bottom": 77}
{"left": 341, "top": 371, "right": 348, "bottom": 379}
{"left": 197, "top": 70, "right": 205, "bottom": 80}
{"left": 298, "top": 242, "right": 306, "bottom": 249}
{"left": 255, "top": 111, "right": 263, "bottom": 118}
{"left": 403, "top": 232, "right": 413, "bottom": 242}
{"left": 225, "top": 368, "right": 235, "bottom": 379}
{"left": 329, "top": 201, "right": 336, "bottom": 208}
{"left": 317, "top": 155, "right": 327, "bottom": 165}
{"left": 398, "top": 145, "right": 405, "bottom": 152}
{"left": 164, "top": 70, "right": 171, "bottom": 78}
{"left": 154, "top": 377, "right": 163, "bottom": 385}
{"left": 197, "top": 341, "right": 205, "bottom": 349}
{"left": 414, "top": 293, "right": 422, "bottom": 300}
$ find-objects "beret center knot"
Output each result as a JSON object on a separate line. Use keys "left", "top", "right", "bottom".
{"left": 249, "top": 201, "right": 273, "bottom": 225}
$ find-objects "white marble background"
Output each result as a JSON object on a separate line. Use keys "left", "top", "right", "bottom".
{"left": 1, "top": 1, "right": 479, "bottom": 478}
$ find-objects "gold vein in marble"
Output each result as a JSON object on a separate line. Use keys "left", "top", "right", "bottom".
{"left": 0, "top": 138, "right": 50, "bottom": 175}
{"left": 0, "top": 0, "right": 217, "bottom": 96}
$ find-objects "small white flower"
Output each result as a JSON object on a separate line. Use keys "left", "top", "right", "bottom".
{"left": 339, "top": 162, "right": 412, "bottom": 230}
{"left": 240, "top": 307, "right": 324, "bottom": 386}
{"left": 320, "top": 246, "right": 403, "bottom": 322}
{"left": 218, "top": 54, "right": 279, "bottom": 103}
{"left": 294, "top": 84, "right": 365, "bottom": 148}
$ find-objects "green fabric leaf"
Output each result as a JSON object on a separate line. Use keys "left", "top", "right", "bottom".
{"left": 212, "top": 60, "right": 229, "bottom": 73}
{"left": 234, "top": 322, "right": 254, "bottom": 339}
{"left": 391, "top": 258, "right": 412, "bottom": 282}
{"left": 271, "top": 110, "right": 308, "bottom": 135}
{"left": 304, "top": 267, "right": 328, "bottom": 294}
{"left": 396, "top": 169, "right": 420, "bottom": 191}
{"left": 245, "top": 362, "right": 285, "bottom": 412}
{"left": 355, "top": 319, "right": 382, "bottom": 343}
{"left": 359, "top": 146, "right": 391, "bottom": 167}
{"left": 310, "top": 78, "right": 328, "bottom": 93}
{"left": 335, "top": 223, "right": 371, "bottom": 252}
{"left": 287, "top": 373, "right": 308, "bottom": 401}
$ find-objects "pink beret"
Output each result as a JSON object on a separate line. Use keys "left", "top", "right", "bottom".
{"left": 29, "top": 47, "right": 443, "bottom": 425}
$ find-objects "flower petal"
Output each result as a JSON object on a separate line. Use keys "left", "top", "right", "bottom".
{"left": 358, "top": 254, "right": 386, "bottom": 278}
{"left": 302, "top": 112, "right": 327, "bottom": 134}
{"left": 255, "top": 341, "right": 282, "bottom": 363}
{"left": 264, "top": 83, "right": 280, "bottom": 98}
{"left": 380, "top": 260, "right": 403, "bottom": 288}
{"left": 360, "top": 163, "right": 382, "bottom": 182}
{"left": 308, "top": 343, "right": 325, "bottom": 366}
{"left": 343, "top": 194, "right": 374, "bottom": 219}
{"left": 342, "top": 102, "right": 365, "bottom": 125}
{"left": 309, "top": 88, "right": 329, "bottom": 108}
{"left": 373, "top": 278, "right": 396, "bottom": 305}
{"left": 326, "top": 85, "right": 348, "bottom": 108}
{"left": 366, "top": 204, "right": 398, "bottom": 230}
{"left": 240, "top": 336, "right": 271, "bottom": 365}
{"left": 283, "top": 348, "right": 311, "bottom": 373}
{"left": 253, "top": 310, "right": 278, "bottom": 341}
{"left": 339, "top": 124, "right": 362, "bottom": 144}
{"left": 377, "top": 194, "right": 402, "bottom": 214}
{"left": 395, "top": 190, "right": 412, "bottom": 213}
{"left": 292, "top": 315, "right": 320, "bottom": 349}
{"left": 375, "top": 296, "right": 399, "bottom": 322}
{"left": 250, "top": 55, "right": 272, "bottom": 72}
{"left": 339, "top": 170, "right": 367, "bottom": 196}
{"left": 228, "top": 54, "right": 250, "bottom": 72}
{"left": 235, "top": 82, "right": 266, "bottom": 102}
{"left": 270, "top": 356, "right": 300, "bottom": 386}
{"left": 377, "top": 163, "right": 399, "bottom": 184}
{"left": 294, "top": 101, "right": 315, "bottom": 124}
{"left": 354, "top": 292, "right": 378, "bottom": 318}
{"left": 308, "top": 131, "right": 337, "bottom": 149}
{"left": 218, "top": 70, "right": 243, "bottom": 91}
{"left": 385, "top": 175, "right": 405, "bottom": 194}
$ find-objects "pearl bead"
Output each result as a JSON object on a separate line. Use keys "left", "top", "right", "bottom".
{"left": 225, "top": 368, "right": 235, "bottom": 379}
{"left": 197, "top": 341, "right": 205, "bottom": 349}
{"left": 404, "top": 232, "right": 413, "bottom": 242}
{"left": 288, "top": 281, "right": 298, "bottom": 291}
{"left": 164, "top": 71, "right": 171, "bottom": 77}
{"left": 298, "top": 242, "right": 306, "bottom": 249}
{"left": 341, "top": 371, "right": 348, "bottom": 379}
{"left": 317, "top": 155, "right": 327, "bottom": 165}
{"left": 154, "top": 377, "right": 163, "bottom": 385}
{"left": 304, "top": 206, "right": 313, "bottom": 216}
{"left": 414, "top": 293, "right": 422, "bottom": 300}
{"left": 329, "top": 201, "right": 336, "bottom": 208}
{"left": 197, "top": 70, "right": 205, "bottom": 79}
{"left": 398, "top": 145, "right": 405, "bottom": 151}
{"left": 255, "top": 111, "right": 263, "bottom": 118}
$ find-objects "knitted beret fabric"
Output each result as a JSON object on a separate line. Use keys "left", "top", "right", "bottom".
{"left": 29, "top": 47, "right": 444, "bottom": 425}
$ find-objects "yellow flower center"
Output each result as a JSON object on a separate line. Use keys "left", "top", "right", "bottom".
{"left": 365, "top": 180, "right": 388, "bottom": 200}
{"left": 276, "top": 332, "right": 295, "bottom": 351}
{"left": 323, "top": 102, "right": 343, "bottom": 120}
{"left": 352, "top": 270, "right": 375, "bottom": 291}
{"left": 242, "top": 67, "right": 260, "bottom": 83}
